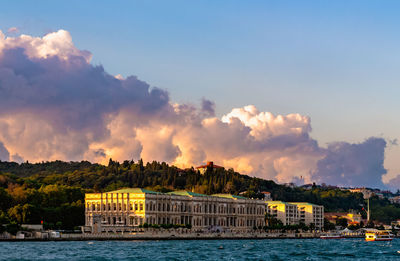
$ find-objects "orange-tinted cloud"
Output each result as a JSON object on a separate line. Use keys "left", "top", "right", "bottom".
{"left": 0, "top": 29, "right": 391, "bottom": 187}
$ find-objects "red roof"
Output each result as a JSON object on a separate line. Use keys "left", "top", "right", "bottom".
{"left": 196, "top": 164, "right": 223, "bottom": 169}
{"left": 196, "top": 161, "right": 223, "bottom": 169}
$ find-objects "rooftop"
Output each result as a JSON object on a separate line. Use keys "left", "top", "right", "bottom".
{"left": 290, "top": 202, "right": 322, "bottom": 207}
{"left": 212, "top": 194, "right": 248, "bottom": 200}
{"left": 167, "top": 190, "right": 208, "bottom": 197}
{"left": 108, "top": 188, "right": 160, "bottom": 194}
{"left": 196, "top": 161, "right": 223, "bottom": 169}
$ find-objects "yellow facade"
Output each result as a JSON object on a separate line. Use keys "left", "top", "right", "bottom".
{"left": 266, "top": 201, "right": 298, "bottom": 226}
{"left": 266, "top": 201, "right": 324, "bottom": 229}
{"left": 291, "top": 202, "right": 324, "bottom": 230}
{"left": 84, "top": 188, "right": 266, "bottom": 233}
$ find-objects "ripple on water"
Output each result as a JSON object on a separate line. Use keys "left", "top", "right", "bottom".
{"left": 1, "top": 239, "right": 400, "bottom": 260}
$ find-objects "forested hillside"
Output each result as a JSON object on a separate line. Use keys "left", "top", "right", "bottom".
{"left": 0, "top": 159, "right": 399, "bottom": 231}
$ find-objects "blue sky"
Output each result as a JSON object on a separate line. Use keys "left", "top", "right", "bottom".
{"left": 1, "top": 0, "right": 400, "bottom": 182}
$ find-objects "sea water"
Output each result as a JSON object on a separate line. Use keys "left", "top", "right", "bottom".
{"left": 0, "top": 238, "right": 399, "bottom": 260}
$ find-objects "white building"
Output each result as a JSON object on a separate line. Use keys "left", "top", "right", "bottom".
{"left": 266, "top": 201, "right": 324, "bottom": 230}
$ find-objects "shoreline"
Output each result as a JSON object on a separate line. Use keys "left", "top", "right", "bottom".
{"left": 0, "top": 234, "right": 365, "bottom": 242}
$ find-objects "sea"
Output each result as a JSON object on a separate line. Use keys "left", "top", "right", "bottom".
{"left": 0, "top": 238, "right": 399, "bottom": 260}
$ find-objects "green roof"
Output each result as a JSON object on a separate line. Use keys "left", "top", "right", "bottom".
{"left": 108, "top": 188, "right": 159, "bottom": 194}
{"left": 167, "top": 191, "right": 208, "bottom": 197}
{"left": 290, "top": 202, "right": 321, "bottom": 207}
{"left": 211, "top": 194, "right": 248, "bottom": 199}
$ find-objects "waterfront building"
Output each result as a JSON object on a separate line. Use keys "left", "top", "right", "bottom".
{"left": 84, "top": 188, "right": 265, "bottom": 233}
{"left": 265, "top": 201, "right": 299, "bottom": 226}
{"left": 291, "top": 202, "right": 324, "bottom": 230}
{"left": 266, "top": 201, "right": 324, "bottom": 229}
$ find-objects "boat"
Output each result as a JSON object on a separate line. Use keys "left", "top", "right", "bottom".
{"left": 320, "top": 232, "right": 343, "bottom": 239}
{"left": 365, "top": 230, "right": 393, "bottom": 241}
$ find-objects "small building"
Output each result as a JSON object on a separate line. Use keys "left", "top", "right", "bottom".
{"left": 389, "top": 196, "right": 400, "bottom": 204}
{"left": 21, "top": 224, "right": 43, "bottom": 231}
{"left": 261, "top": 192, "right": 272, "bottom": 201}
{"left": 324, "top": 212, "right": 362, "bottom": 225}
{"left": 349, "top": 188, "right": 374, "bottom": 199}
{"left": 265, "top": 201, "right": 299, "bottom": 226}
{"left": 196, "top": 161, "right": 223, "bottom": 174}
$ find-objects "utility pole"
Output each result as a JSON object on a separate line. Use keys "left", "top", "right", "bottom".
{"left": 367, "top": 195, "right": 370, "bottom": 222}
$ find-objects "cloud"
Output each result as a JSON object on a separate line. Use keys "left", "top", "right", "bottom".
{"left": 11, "top": 153, "right": 23, "bottom": 163}
{"left": 0, "top": 142, "right": 10, "bottom": 161}
{"left": 311, "top": 137, "right": 387, "bottom": 188}
{"left": 201, "top": 98, "right": 215, "bottom": 117}
{"left": 0, "top": 29, "right": 392, "bottom": 188}
{"left": 7, "top": 27, "right": 19, "bottom": 34}
{"left": 387, "top": 175, "right": 400, "bottom": 191}
{"left": 0, "top": 29, "right": 171, "bottom": 162}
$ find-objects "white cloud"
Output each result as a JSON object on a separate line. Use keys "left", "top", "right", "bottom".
{"left": 0, "top": 29, "right": 391, "bottom": 188}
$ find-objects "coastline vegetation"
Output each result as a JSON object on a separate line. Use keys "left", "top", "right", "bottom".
{"left": 0, "top": 159, "right": 400, "bottom": 233}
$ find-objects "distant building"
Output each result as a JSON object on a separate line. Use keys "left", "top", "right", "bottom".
{"left": 324, "top": 212, "right": 362, "bottom": 225}
{"left": 389, "top": 196, "right": 400, "bottom": 204}
{"left": 261, "top": 192, "right": 272, "bottom": 201}
{"left": 349, "top": 188, "right": 373, "bottom": 199}
{"left": 283, "top": 183, "right": 296, "bottom": 188}
{"left": 84, "top": 188, "right": 265, "bottom": 233}
{"left": 196, "top": 161, "right": 223, "bottom": 174}
{"left": 391, "top": 219, "right": 400, "bottom": 227}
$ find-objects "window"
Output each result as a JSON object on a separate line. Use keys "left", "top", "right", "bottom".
{"left": 140, "top": 203, "right": 143, "bottom": 211}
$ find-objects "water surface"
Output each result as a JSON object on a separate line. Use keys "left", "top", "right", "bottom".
{"left": 0, "top": 238, "right": 399, "bottom": 260}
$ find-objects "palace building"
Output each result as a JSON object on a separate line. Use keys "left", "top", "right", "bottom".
{"left": 84, "top": 188, "right": 266, "bottom": 233}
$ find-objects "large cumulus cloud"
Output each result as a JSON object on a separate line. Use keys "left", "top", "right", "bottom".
{"left": 0, "top": 29, "right": 393, "bottom": 188}
{"left": 311, "top": 138, "right": 387, "bottom": 188}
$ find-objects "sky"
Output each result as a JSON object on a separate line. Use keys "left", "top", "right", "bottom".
{"left": 0, "top": 0, "right": 399, "bottom": 189}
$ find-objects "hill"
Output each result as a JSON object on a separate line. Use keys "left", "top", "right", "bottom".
{"left": 0, "top": 159, "right": 399, "bottom": 230}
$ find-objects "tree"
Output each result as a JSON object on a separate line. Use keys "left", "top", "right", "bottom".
{"left": 323, "top": 218, "right": 335, "bottom": 231}
{"left": 336, "top": 217, "right": 348, "bottom": 228}
{"left": 309, "top": 223, "right": 316, "bottom": 231}
{"left": 265, "top": 213, "right": 283, "bottom": 228}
